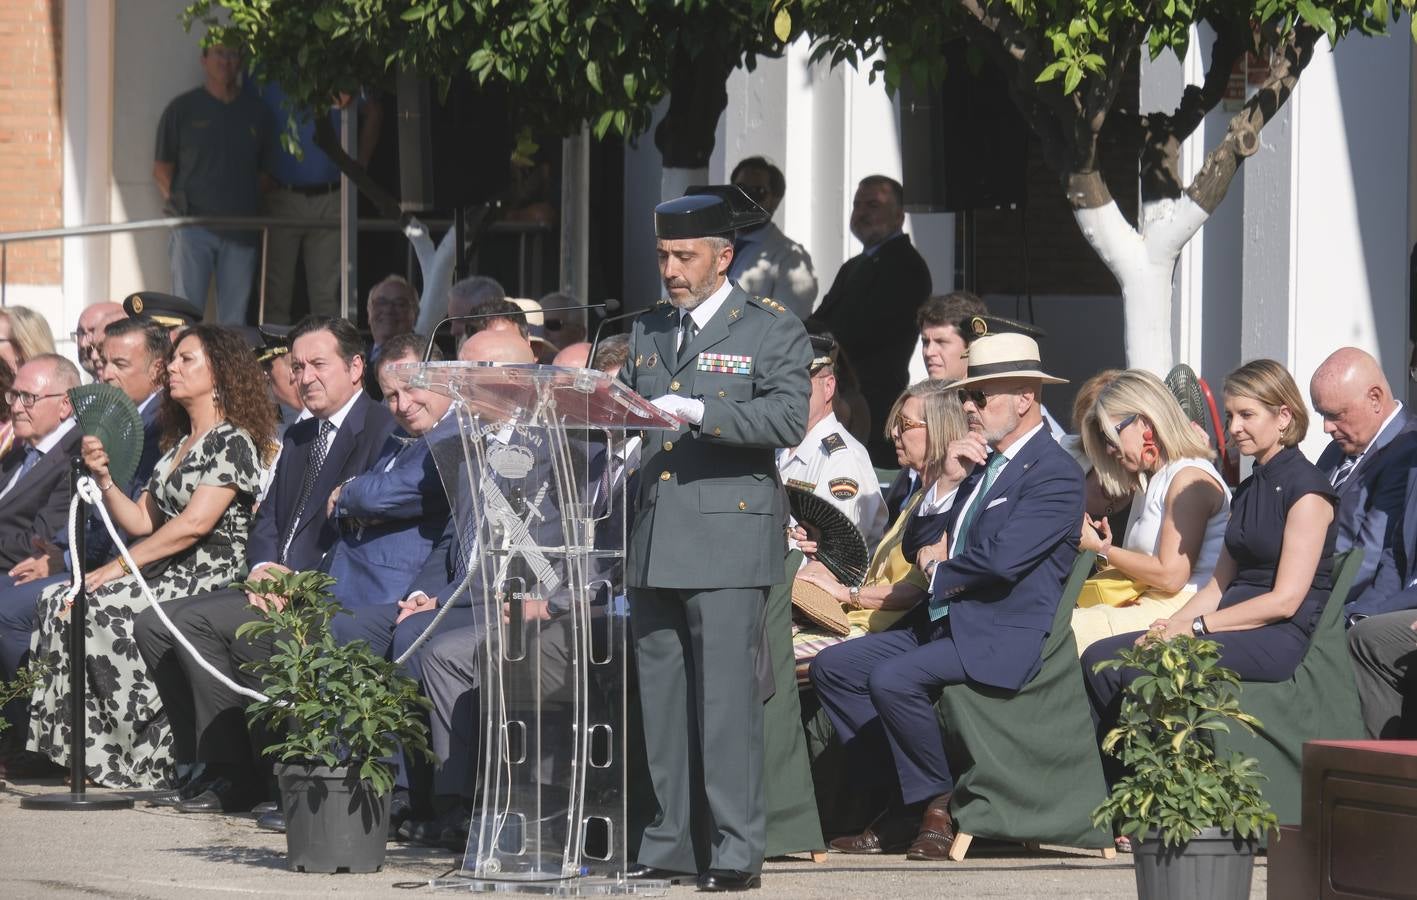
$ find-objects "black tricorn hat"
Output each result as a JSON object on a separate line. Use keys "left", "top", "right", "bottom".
{"left": 655, "top": 185, "right": 769, "bottom": 239}
{"left": 960, "top": 313, "right": 1047, "bottom": 344}
{"left": 123, "top": 291, "right": 202, "bottom": 328}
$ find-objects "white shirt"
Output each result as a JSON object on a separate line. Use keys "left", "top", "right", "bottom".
{"left": 944, "top": 420, "right": 1046, "bottom": 556}
{"left": 678, "top": 278, "right": 735, "bottom": 346}
{"left": 0, "top": 417, "right": 76, "bottom": 499}
{"left": 267, "top": 391, "right": 364, "bottom": 567}
{"left": 728, "top": 222, "right": 819, "bottom": 319}
{"left": 778, "top": 410, "right": 887, "bottom": 548}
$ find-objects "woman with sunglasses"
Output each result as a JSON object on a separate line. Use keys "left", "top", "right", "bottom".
{"left": 792, "top": 380, "right": 969, "bottom": 660}
{"left": 1082, "top": 359, "right": 1337, "bottom": 764}
{"left": 1070, "top": 370, "right": 1231, "bottom": 653}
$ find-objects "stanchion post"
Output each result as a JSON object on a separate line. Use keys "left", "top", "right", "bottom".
{"left": 20, "top": 459, "right": 133, "bottom": 810}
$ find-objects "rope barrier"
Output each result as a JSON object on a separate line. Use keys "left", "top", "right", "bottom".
{"left": 67, "top": 474, "right": 478, "bottom": 705}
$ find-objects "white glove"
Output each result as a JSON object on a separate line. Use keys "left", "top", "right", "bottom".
{"left": 650, "top": 394, "right": 705, "bottom": 426}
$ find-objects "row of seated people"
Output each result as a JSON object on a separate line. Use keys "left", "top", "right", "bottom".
{"left": 0, "top": 304, "right": 633, "bottom": 845}
{"left": 780, "top": 326, "right": 1417, "bottom": 855}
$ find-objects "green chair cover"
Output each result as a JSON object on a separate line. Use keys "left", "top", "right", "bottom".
{"left": 1211, "top": 548, "right": 1366, "bottom": 827}
{"left": 933, "top": 550, "right": 1111, "bottom": 849}
{"left": 763, "top": 550, "right": 826, "bottom": 856}
{"left": 873, "top": 466, "right": 899, "bottom": 492}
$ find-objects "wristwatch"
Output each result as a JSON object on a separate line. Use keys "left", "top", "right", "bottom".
{"left": 848, "top": 585, "right": 862, "bottom": 608}
{"left": 1191, "top": 616, "right": 1209, "bottom": 637}
{"left": 923, "top": 558, "right": 940, "bottom": 580}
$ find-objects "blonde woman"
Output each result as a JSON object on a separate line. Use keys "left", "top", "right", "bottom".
{"left": 792, "top": 380, "right": 969, "bottom": 660}
{"left": 1071, "top": 370, "right": 1230, "bottom": 653}
{"left": 0, "top": 305, "right": 56, "bottom": 371}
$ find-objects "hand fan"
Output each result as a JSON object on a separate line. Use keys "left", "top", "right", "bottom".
{"left": 787, "top": 486, "right": 870, "bottom": 588}
{"left": 66, "top": 383, "right": 145, "bottom": 491}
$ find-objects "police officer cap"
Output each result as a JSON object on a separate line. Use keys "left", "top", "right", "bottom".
{"left": 655, "top": 185, "right": 769, "bottom": 240}
{"left": 123, "top": 292, "right": 202, "bottom": 328}
{"left": 807, "top": 333, "right": 838, "bottom": 373}
{"left": 256, "top": 324, "right": 292, "bottom": 365}
{"left": 960, "top": 313, "right": 1047, "bottom": 344}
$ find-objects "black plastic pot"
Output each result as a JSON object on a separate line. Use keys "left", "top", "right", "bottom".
{"left": 1133, "top": 826, "right": 1256, "bottom": 900}
{"left": 277, "top": 763, "right": 391, "bottom": 874}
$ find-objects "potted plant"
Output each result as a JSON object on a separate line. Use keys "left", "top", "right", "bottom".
{"left": 236, "top": 569, "right": 432, "bottom": 874}
{"left": 1091, "top": 634, "right": 1278, "bottom": 900}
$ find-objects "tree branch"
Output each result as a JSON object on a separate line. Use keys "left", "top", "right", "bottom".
{"left": 312, "top": 115, "right": 406, "bottom": 224}
{"left": 1170, "top": 17, "right": 1248, "bottom": 143}
{"left": 1185, "top": 26, "right": 1321, "bottom": 214}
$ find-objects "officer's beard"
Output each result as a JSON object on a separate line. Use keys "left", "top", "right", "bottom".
{"left": 664, "top": 273, "right": 723, "bottom": 311}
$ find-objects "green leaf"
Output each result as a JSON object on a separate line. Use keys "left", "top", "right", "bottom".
{"left": 1296, "top": 0, "right": 1337, "bottom": 42}
{"left": 773, "top": 8, "right": 792, "bottom": 43}
{"left": 585, "top": 60, "right": 602, "bottom": 94}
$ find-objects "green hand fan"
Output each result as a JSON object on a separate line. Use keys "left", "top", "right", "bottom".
{"left": 1164, "top": 363, "right": 1207, "bottom": 428}
{"left": 66, "top": 383, "right": 145, "bottom": 491}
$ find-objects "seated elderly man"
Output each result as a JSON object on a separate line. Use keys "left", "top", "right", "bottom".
{"left": 809, "top": 333, "right": 1082, "bottom": 860}
{"left": 0, "top": 356, "right": 83, "bottom": 571}
{"left": 1309, "top": 347, "right": 1417, "bottom": 621}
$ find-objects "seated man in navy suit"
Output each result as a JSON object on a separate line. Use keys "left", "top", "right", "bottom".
{"left": 0, "top": 319, "right": 168, "bottom": 740}
{"left": 134, "top": 315, "right": 395, "bottom": 812}
{"left": 809, "top": 334, "right": 1083, "bottom": 861}
{"left": 1309, "top": 347, "right": 1417, "bottom": 621}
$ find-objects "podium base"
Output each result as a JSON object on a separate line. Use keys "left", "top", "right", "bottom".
{"left": 20, "top": 791, "right": 134, "bottom": 811}
{"left": 429, "top": 876, "right": 668, "bottom": 896}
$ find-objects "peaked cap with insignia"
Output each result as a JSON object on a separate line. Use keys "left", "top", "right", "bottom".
{"left": 123, "top": 291, "right": 202, "bottom": 328}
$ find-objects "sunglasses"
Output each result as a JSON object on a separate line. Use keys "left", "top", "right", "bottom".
{"left": 893, "top": 411, "right": 928, "bottom": 433}
{"left": 1113, "top": 413, "right": 1141, "bottom": 436}
{"left": 957, "top": 388, "right": 988, "bottom": 408}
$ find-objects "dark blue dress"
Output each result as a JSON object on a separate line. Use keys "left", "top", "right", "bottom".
{"left": 1083, "top": 445, "right": 1339, "bottom": 723}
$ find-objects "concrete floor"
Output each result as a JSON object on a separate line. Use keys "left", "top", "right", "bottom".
{"left": 0, "top": 778, "right": 1267, "bottom": 898}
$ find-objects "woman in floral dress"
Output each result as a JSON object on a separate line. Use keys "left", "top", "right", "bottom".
{"left": 28, "top": 324, "right": 278, "bottom": 789}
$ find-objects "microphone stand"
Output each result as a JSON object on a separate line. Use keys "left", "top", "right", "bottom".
{"left": 588, "top": 306, "right": 654, "bottom": 369}
{"left": 22, "top": 459, "right": 134, "bottom": 810}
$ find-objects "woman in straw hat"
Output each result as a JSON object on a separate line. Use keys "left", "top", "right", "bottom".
{"left": 790, "top": 380, "right": 968, "bottom": 667}
{"left": 1071, "top": 369, "right": 1231, "bottom": 653}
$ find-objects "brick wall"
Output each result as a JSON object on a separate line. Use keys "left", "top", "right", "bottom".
{"left": 0, "top": 0, "right": 63, "bottom": 287}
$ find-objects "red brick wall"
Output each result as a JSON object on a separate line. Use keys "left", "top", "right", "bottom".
{"left": 0, "top": 1, "right": 63, "bottom": 286}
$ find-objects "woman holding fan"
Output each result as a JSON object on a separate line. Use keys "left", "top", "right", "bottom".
{"left": 27, "top": 324, "right": 277, "bottom": 789}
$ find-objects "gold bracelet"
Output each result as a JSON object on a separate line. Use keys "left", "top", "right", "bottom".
{"left": 117, "top": 556, "right": 132, "bottom": 575}
{"left": 100, "top": 480, "right": 117, "bottom": 492}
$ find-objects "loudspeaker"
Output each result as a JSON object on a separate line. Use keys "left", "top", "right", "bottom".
{"left": 396, "top": 70, "right": 435, "bottom": 212}
{"left": 899, "top": 41, "right": 1030, "bottom": 213}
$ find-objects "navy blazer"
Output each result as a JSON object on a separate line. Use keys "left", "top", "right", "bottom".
{"left": 927, "top": 428, "right": 1084, "bottom": 691}
{"left": 0, "top": 426, "right": 83, "bottom": 569}
{"left": 323, "top": 416, "right": 454, "bottom": 609}
{"left": 248, "top": 392, "right": 396, "bottom": 571}
{"left": 1346, "top": 452, "right": 1417, "bottom": 619}
{"left": 1315, "top": 408, "right": 1417, "bottom": 605}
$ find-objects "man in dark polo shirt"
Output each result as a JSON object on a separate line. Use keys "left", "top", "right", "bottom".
{"left": 153, "top": 36, "right": 271, "bottom": 325}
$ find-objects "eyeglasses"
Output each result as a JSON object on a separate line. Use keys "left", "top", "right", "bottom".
{"left": 893, "top": 411, "right": 927, "bottom": 433}
{"left": 5, "top": 390, "right": 65, "bottom": 409}
{"left": 957, "top": 388, "right": 988, "bottom": 408}
{"left": 1113, "top": 413, "right": 1141, "bottom": 436}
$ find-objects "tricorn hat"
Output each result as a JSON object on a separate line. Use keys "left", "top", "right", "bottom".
{"left": 123, "top": 291, "right": 201, "bottom": 328}
{"left": 654, "top": 185, "right": 769, "bottom": 240}
{"left": 951, "top": 333, "right": 1068, "bottom": 388}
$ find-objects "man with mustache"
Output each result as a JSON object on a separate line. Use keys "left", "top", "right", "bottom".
{"left": 618, "top": 186, "right": 811, "bottom": 892}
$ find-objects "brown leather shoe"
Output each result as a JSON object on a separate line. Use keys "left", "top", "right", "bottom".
{"left": 905, "top": 793, "right": 956, "bottom": 861}
{"left": 828, "top": 809, "right": 917, "bottom": 854}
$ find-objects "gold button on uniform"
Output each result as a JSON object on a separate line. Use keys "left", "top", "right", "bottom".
{"left": 717, "top": 390, "right": 727, "bottom": 398}
{"left": 663, "top": 441, "right": 673, "bottom": 451}
{"left": 670, "top": 380, "right": 681, "bottom": 392}
{"left": 737, "top": 500, "right": 747, "bottom": 511}
{"left": 713, "top": 427, "right": 722, "bottom": 436}
{"left": 659, "top": 471, "right": 671, "bottom": 482}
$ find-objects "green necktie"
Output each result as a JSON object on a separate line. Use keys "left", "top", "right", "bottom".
{"left": 931, "top": 452, "right": 1007, "bottom": 621}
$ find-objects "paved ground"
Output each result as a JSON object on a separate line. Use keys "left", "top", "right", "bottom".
{"left": 0, "top": 778, "right": 1268, "bottom": 898}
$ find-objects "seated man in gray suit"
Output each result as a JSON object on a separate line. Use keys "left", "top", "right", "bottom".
{"left": 0, "top": 356, "right": 82, "bottom": 571}
{"left": 1309, "top": 347, "right": 1417, "bottom": 621}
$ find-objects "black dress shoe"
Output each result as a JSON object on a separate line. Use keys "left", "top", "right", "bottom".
{"left": 251, "top": 800, "right": 279, "bottom": 815}
{"left": 256, "top": 809, "right": 285, "bottom": 832}
{"left": 697, "top": 869, "right": 761, "bottom": 892}
{"left": 176, "top": 777, "right": 259, "bottom": 813}
{"left": 151, "top": 774, "right": 215, "bottom": 807}
{"left": 625, "top": 863, "right": 692, "bottom": 884}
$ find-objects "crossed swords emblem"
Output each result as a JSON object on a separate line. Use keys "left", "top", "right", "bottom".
{"left": 479, "top": 472, "right": 562, "bottom": 593}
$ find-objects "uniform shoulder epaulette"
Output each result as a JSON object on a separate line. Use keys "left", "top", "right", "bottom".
{"left": 749, "top": 295, "right": 788, "bottom": 315}
{"left": 821, "top": 432, "right": 848, "bottom": 456}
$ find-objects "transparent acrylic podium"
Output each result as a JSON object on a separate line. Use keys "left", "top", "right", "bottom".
{"left": 386, "top": 362, "right": 678, "bottom": 896}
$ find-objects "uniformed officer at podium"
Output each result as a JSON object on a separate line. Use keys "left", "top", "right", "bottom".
{"left": 619, "top": 186, "right": 812, "bottom": 891}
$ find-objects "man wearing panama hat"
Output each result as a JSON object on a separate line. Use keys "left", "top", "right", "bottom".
{"left": 809, "top": 332, "right": 1084, "bottom": 861}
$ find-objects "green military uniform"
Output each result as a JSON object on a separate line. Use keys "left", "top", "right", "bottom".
{"left": 620, "top": 189, "right": 812, "bottom": 880}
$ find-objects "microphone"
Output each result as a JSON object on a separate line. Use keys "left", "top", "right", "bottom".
{"left": 589, "top": 305, "right": 656, "bottom": 368}
{"left": 423, "top": 300, "right": 618, "bottom": 362}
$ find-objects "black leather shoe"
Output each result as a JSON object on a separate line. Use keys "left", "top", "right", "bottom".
{"left": 625, "top": 863, "right": 692, "bottom": 884}
{"left": 176, "top": 777, "right": 259, "bottom": 813}
{"left": 251, "top": 800, "right": 279, "bottom": 815}
{"left": 151, "top": 774, "right": 215, "bottom": 807}
{"left": 698, "top": 869, "right": 761, "bottom": 892}
{"left": 256, "top": 809, "right": 285, "bottom": 832}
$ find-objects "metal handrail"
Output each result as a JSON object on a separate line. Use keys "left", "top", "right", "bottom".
{"left": 0, "top": 214, "right": 553, "bottom": 313}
